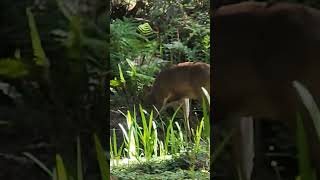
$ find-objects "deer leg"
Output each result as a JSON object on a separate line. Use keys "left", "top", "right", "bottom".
{"left": 219, "top": 114, "right": 250, "bottom": 180}
{"left": 182, "top": 98, "right": 192, "bottom": 140}
{"left": 153, "top": 93, "right": 181, "bottom": 119}
{"left": 239, "top": 116, "right": 255, "bottom": 180}
{"left": 227, "top": 116, "right": 255, "bottom": 180}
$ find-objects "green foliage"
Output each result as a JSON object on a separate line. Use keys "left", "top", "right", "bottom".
{"left": 293, "top": 81, "right": 320, "bottom": 140}
{"left": 26, "top": 7, "right": 50, "bottom": 68}
{"left": 1, "top": 2, "right": 108, "bottom": 178}
{"left": 0, "top": 1, "right": 109, "bottom": 179}
{"left": 23, "top": 152, "right": 54, "bottom": 177}
{"left": 0, "top": 58, "right": 29, "bottom": 78}
{"left": 138, "top": 22, "right": 157, "bottom": 38}
{"left": 296, "top": 113, "right": 317, "bottom": 180}
{"left": 110, "top": 1, "right": 209, "bottom": 108}
{"left": 0, "top": 9, "right": 49, "bottom": 80}
{"left": 163, "top": 41, "right": 195, "bottom": 62}
{"left": 56, "top": 154, "right": 68, "bottom": 180}
{"left": 111, "top": 103, "right": 210, "bottom": 174}
{"left": 164, "top": 106, "right": 183, "bottom": 155}
{"left": 138, "top": 104, "right": 157, "bottom": 160}
{"left": 110, "top": 18, "right": 149, "bottom": 73}
{"left": 110, "top": 128, "right": 125, "bottom": 165}
{"left": 113, "top": 103, "right": 208, "bottom": 160}
{"left": 110, "top": 18, "right": 162, "bottom": 103}
{"left": 65, "top": 16, "right": 82, "bottom": 60}
{"left": 193, "top": 117, "right": 204, "bottom": 153}
{"left": 109, "top": 1, "right": 210, "bottom": 178}
{"left": 211, "top": 130, "right": 235, "bottom": 166}
{"left": 112, "top": 160, "right": 209, "bottom": 180}
{"left": 110, "top": 57, "right": 163, "bottom": 108}
{"left": 293, "top": 81, "right": 319, "bottom": 180}
{"left": 146, "top": 0, "right": 210, "bottom": 63}
{"left": 118, "top": 109, "right": 139, "bottom": 159}
{"left": 94, "top": 134, "right": 110, "bottom": 180}
{"left": 25, "top": 135, "right": 110, "bottom": 180}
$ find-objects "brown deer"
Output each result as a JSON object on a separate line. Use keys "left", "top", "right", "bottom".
{"left": 213, "top": 1, "right": 320, "bottom": 179}
{"left": 145, "top": 62, "right": 210, "bottom": 111}
{"left": 144, "top": 62, "right": 210, "bottom": 137}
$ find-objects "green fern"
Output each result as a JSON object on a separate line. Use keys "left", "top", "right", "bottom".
{"left": 138, "top": 23, "right": 156, "bottom": 38}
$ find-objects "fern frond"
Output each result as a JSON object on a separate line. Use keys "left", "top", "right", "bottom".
{"left": 137, "top": 23, "right": 155, "bottom": 38}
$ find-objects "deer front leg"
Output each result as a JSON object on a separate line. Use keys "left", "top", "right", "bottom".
{"left": 229, "top": 116, "right": 255, "bottom": 180}
{"left": 182, "top": 98, "right": 192, "bottom": 140}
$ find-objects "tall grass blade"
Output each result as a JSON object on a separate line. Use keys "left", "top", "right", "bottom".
{"left": 212, "top": 129, "right": 235, "bottom": 165}
{"left": 126, "top": 111, "right": 136, "bottom": 158}
{"left": 94, "top": 134, "right": 109, "bottom": 180}
{"left": 26, "top": 8, "right": 49, "bottom": 68}
{"left": 52, "top": 168, "right": 57, "bottom": 180}
{"left": 76, "top": 137, "right": 83, "bottom": 180}
{"left": 293, "top": 81, "right": 320, "bottom": 141}
{"left": 23, "top": 152, "right": 53, "bottom": 177}
{"left": 194, "top": 117, "right": 204, "bottom": 152}
{"left": 201, "top": 87, "right": 210, "bottom": 106}
{"left": 112, "top": 129, "right": 117, "bottom": 158}
{"left": 165, "top": 105, "right": 181, "bottom": 154}
{"left": 56, "top": 154, "right": 68, "bottom": 180}
{"left": 296, "top": 113, "right": 316, "bottom": 180}
{"left": 119, "top": 123, "right": 129, "bottom": 142}
{"left": 152, "top": 121, "right": 158, "bottom": 156}
{"left": 118, "top": 64, "right": 126, "bottom": 83}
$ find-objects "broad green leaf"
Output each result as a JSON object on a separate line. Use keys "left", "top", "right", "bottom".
{"left": 23, "top": 152, "right": 53, "bottom": 177}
